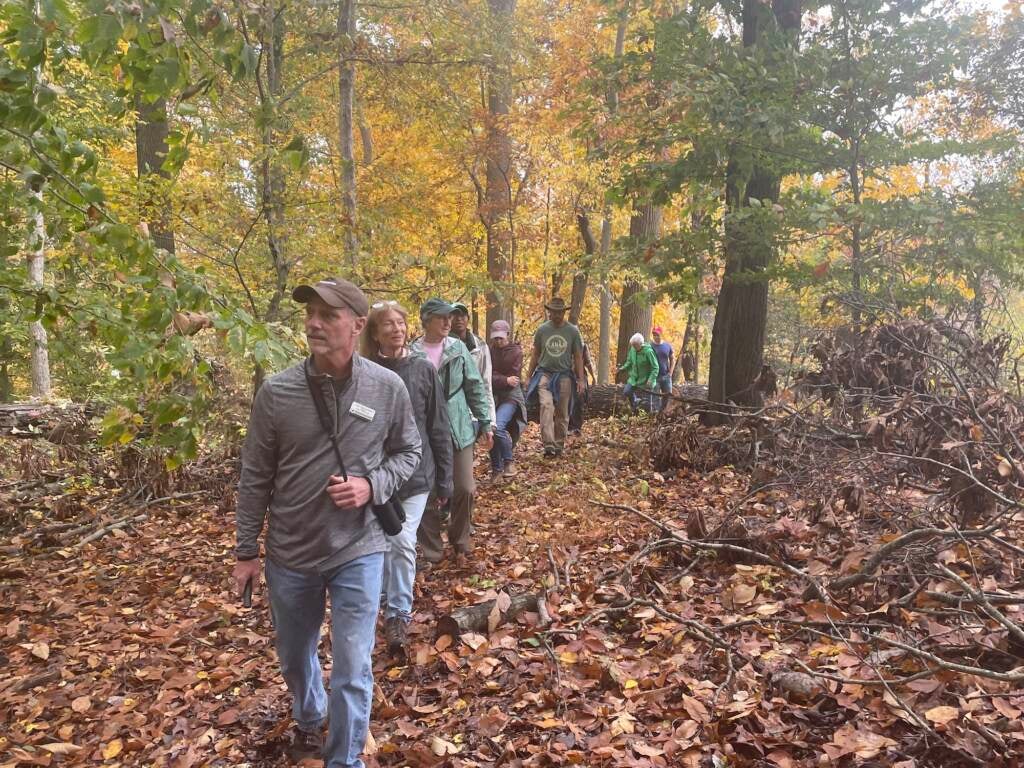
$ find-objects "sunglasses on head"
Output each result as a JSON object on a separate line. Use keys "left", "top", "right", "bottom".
{"left": 371, "top": 300, "right": 400, "bottom": 309}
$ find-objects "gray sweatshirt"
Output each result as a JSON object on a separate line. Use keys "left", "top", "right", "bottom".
{"left": 236, "top": 355, "right": 422, "bottom": 573}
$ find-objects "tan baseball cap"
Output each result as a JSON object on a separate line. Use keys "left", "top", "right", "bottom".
{"left": 292, "top": 277, "right": 369, "bottom": 316}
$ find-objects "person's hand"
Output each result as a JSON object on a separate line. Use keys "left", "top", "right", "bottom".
{"left": 233, "top": 558, "right": 260, "bottom": 598}
{"left": 507, "top": 375, "right": 520, "bottom": 387}
{"left": 327, "top": 475, "right": 372, "bottom": 509}
{"left": 576, "top": 378, "right": 586, "bottom": 395}
{"left": 436, "top": 497, "right": 449, "bottom": 508}
{"left": 479, "top": 430, "right": 494, "bottom": 449}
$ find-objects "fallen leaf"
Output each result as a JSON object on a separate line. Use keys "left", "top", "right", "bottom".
{"left": 924, "top": 705, "right": 958, "bottom": 725}
{"left": 31, "top": 641, "right": 50, "bottom": 660}
{"left": 40, "top": 743, "right": 81, "bottom": 755}
{"left": 71, "top": 696, "right": 92, "bottom": 713}
{"left": 102, "top": 739, "right": 123, "bottom": 759}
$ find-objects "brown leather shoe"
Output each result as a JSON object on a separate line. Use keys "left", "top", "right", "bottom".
{"left": 384, "top": 617, "right": 408, "bottom": 660}
{"left": 502, "top": 461, "right": 518, "bottom": 478}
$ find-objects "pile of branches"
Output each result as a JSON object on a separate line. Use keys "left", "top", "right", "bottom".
{"left": 629, "top": 308, "right": 1024, "bottom": 761}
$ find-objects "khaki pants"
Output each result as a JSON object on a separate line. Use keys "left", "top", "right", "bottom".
{"left": 539, "top": 373, "right": 572, "bottom": 451}
{"left": 417, "top": 443, "right": 475, "bottom": 561}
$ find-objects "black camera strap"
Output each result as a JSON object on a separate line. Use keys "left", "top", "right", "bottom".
{"left": 304, "top": 359, "right": 348, "bottom": 483}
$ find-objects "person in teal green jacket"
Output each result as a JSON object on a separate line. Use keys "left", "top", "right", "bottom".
{"left": 410, "top": 298, "right": 493, "bottom": 566}
{"left": 619, "top": 332, "right": 659, "bottom": 413}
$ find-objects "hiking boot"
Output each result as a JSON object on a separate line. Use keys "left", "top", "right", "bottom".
{"left": 287, "top": 726, "right": 324, "bottom": 762}
{"left": 502, "top": 461, "right": 518, "bottom": 478}
{"left": 385, "top": 617, "right": 408, "bottom": 660}
{"left": 484, "top": 468, "right": 504, "bottom": 484}
{"left": 454, "top": 551, "right": 470, "bottom": 569}
{"left": 543, "top": 446, "right": 556, "bottom": 457}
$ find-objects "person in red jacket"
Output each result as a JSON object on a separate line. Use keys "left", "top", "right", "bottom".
{"left": 487, "top": 320, "right": 527, "bottom": 482}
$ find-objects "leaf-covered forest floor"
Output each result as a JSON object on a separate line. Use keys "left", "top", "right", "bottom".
{"left": 2, "top": 412, "right": 1024, "bottom": 768}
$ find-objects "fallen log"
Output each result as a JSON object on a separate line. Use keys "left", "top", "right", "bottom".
{"left": 436, "top": 592, "right": 540, "bottom": 639}
{"left": 0, "top": 402, "right": 97, "bottom": 442}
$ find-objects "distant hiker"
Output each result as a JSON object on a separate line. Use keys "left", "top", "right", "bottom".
{"left": 449, "top": 302, "right": 496, "bottom": 431}
{"left": 234, "top": 278, "right": 421, "bottom": 766}
{"left": 651, "top": 326, "right": 675, "bottom": 412}
{"left": 525, "top": 297, "right": 585, "bottom": 457}
{"left": 680, "top": 348, "right": 696, "bottom": 383}
{"left": 619, "top": 332, "right": 658, "bottom": 413}
{"left": 361, "top": 300, "right": 453, "bottom": 659}
{"left": 410, "top": 299, "right": 493, "bottom": 568}
{"left": 487, "top": 319, "right": 527, "bottom": 482}
{"left": 568, "top": 338, "right": 596, "bottom": 436}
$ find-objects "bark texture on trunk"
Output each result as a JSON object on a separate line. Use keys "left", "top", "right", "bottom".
{"left": 570, "top": 212, "right": 597, "bottom": 325}
{"left": 338, "top": 0, "right": 358, "bottom": 265}
{"left": 597, "top": 217, "right": 613, "bottom": 384}
{"left": 28, "top": 189, "right": 50, "bottom": 399}
{"left": 706, "top": 0, "right": 800, "bottom": 417}
{"left": 255, "top": 3, "right": 288, "bottom": 394}
{"left": 135, "top": 96, "right": 175, "bottom": 258}
{"left": 484, "top": 0, "right": 516, "bottom": 329}
{"left": 615, "top": 203, "right": 661, "bottom": 369}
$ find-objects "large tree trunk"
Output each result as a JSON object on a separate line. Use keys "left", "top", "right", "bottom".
{"left": 28, "top": 190, "right": 50, "bottom": 399}
{"left": 338, "top": 0, "right": 358, "bottom": 266}
{"left": 615, "top": 204, "right": 661, "bottom": 369}
{"left": 484, "top": 0, "right": 516, "bottom": 329}
{"left": 705, "top": 0, "right": 800, "bottom": 419}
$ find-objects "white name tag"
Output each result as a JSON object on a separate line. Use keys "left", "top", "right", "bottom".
{"left": 349, "top": 402, "right": 375, "bottom": 421}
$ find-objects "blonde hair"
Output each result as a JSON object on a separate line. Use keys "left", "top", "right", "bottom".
{"left": 360, "top": 301, "right": 409, "bottom": 358}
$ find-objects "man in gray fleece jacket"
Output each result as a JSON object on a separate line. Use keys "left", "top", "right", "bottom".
{"left": 233, "top": 277, "right": 421, "bottom": 767}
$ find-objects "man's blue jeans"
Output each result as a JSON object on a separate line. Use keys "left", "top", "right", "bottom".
{"left": 381, "top": 492, "right": 429, "bottom": 622}
{"left": 266, "top": 553, "right": 384, "bottom": 768}
{"left": 657, "top": 374, "right": 673, "bottom": 411}
{"left": 489, "top": 401, "right": 519, "bottom": 472}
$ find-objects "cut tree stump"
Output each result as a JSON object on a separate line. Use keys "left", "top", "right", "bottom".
{"left": 436, "top": 592, "right": 540, "bottom": 638}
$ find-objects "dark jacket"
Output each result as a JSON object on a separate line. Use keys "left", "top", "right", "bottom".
{"left": 490, "top": 341, "right": 528, "bottom": 428}
{"left": 374, "top": 353, "right": 454, "bottom": 500}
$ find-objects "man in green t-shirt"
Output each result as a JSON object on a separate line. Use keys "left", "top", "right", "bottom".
{"left": 526, "top": 297, "right": 585, "bottom": 456}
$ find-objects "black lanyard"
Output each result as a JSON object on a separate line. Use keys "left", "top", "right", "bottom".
{"left": 304, "top": 360, "right": 348, "bottom": 483}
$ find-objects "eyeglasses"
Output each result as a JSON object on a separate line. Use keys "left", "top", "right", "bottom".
{"left": 371, "top": 300, "right": 400, "bottom": 309}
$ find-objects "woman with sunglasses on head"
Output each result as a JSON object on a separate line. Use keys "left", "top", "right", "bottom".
{"left": 410, "top": 299, "right": 493, "bottom": 570}
{"left": 361, "top": 300, "right": 454, "bottom": 659}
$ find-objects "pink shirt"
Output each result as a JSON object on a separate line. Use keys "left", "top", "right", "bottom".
{"left": 422, "top": 340, "right": 443, "bottom": 370}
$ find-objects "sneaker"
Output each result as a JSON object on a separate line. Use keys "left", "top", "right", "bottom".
{"left": 552, "top": 446, "right": 564, "bottom": 457}
{"left": 384, "top": 617, "right": 408, "bottom": 660}
{"left": 287, "top": 726, "right": 324, "bottom": 762}
{"left": 543, "top": 446, "right": 556, "bottom": 457}
{"left": 503, "top": 461, "right": 518, "bottom": 478}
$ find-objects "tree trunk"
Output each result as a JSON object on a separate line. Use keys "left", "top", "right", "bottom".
{"left": 848, "top": 151, "right": 862, "bottom": 327}
{"left": 570, "top": 212, "right": 597, "bottom": 325}
{"left": 28, "top": 189, "right": 50, "bottom": 399}
{"left": 705, "top": 0, "right": 800, "bottom": 420}
{"left": 597, "top": 217, "right": 613, "bottom": 384}
{"left": 338, "top": 0, "right": 358, "bottom": 266}
{"left": 615, "top": 203, "right": 661, "bottom": 369}
{"left": 255, "top": 3, "right": 288, "bottom": 394}
{"left": 484, "top": 0, "right": 516, "bottom": 329}
{"left": 135, "top": 96, "right": 175, "bottom": 258}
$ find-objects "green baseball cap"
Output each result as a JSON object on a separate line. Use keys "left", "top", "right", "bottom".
{"left": 420, "top": 297, "right": 456, "bottom": 319}
{"left": 450, "top": 302, "right": 470, "bottom": 316}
